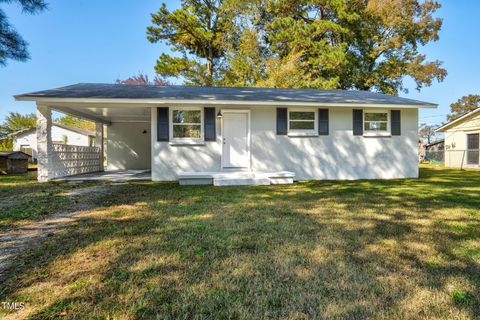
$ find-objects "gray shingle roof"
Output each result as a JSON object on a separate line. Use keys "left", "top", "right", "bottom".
{"left": 15, "top": 83, "right": 436, "bottom": 107}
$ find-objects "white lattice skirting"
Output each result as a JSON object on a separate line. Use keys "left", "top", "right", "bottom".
{"left": 51, "top": 144, "right": 102, "bottom": 178}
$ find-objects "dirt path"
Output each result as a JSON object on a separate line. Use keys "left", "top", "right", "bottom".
{"left": 0, "top": 184, "right": 113, "bottom": 280}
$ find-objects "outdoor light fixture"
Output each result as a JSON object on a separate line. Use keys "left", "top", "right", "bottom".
{"left": 217, "top": 111, "right": 223, "bottom": 118}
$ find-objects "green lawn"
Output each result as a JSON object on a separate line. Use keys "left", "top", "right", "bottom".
{"left": 0, "top": 166, "right": 479, "bottom": 319}
{"left": 0, "top": 172, "right": 103, "bottom": 228}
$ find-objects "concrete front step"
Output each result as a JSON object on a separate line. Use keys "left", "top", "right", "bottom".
{"left": 213, "top": 177, "right": 271, "bottom": 186}
{"left": 178, "top": 171, "right": 295, "bottom": 186}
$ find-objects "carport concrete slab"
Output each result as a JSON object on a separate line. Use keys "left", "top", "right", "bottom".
{"left": 56, "top": 170, "right": 151, "bottom": 182}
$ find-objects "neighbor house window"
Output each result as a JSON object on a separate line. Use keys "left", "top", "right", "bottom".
{"left": 170, "top": 108, "right": 203, "bottom": 143}
{"left": 364, "top": 110, "right": 390, "bottom": 135}
{"left": 288, "top": 109, "right": 317, "bottom": 136}
{"left": 466, "top": 133, "right": 479, "bottom": 165}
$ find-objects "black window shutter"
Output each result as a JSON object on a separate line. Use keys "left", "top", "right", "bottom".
{"left": 318, "top": 109, "right": 329, "bottom": 135}
{"left": 353, "top": 109, "right": 363, "bottom": 136}
{"left": 157, "top": 107, "right": 169, "bottom": 141}
{"left": 277, "top": 108, "right": 288, "bottom": 135}
{"left": 204, "top": 107, "right": 216, "bottom": 141}
{"left": 391, "top": 110, "right": 401, "bottom": 136}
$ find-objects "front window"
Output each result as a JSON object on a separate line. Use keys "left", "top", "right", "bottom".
{"left": 170, "top": 108, "right": 203, "bottom": 143}
{"left": 288, "top": 110, "right": 317, "bottom": 135}
{"left": 364, "top": 111, "right": 389, "bottom": 134}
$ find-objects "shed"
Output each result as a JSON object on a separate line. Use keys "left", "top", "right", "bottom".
{"left": 0, "top": 151, "right": 30, "bottom": 174}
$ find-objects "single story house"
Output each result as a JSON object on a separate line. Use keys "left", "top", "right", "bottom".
{"left": 436, "top": 108, "right": 480, "bottom": 168}
{"left": 0, "top": 151, "right": 30, "bottom": 174}
{"left": 10, "top": 123, "right": 95, "bottom": 162}
{"left": 15, "top": 83, "right": 436, "bottom": 184}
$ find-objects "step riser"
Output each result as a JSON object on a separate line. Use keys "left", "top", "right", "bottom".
{"left": 178, "top": 171, "right": 295, "bottom": 186}
{"left": 270, "top": 177, "right": 294, "bottom": 185}
{"left": 213, "top": 178, "right": 271, "bottom": 186}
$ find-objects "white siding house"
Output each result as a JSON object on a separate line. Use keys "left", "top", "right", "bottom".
{"left": 14, "top": 84, "right": 436, "bottom": 184}
{"left": 151, "top": 106, "right": 419, "bottom": 181}
{"left": 11, "top": 123, "right": 95, "bottom": 161}
{"left": 436, "top": 108, "right": 480, "bottom": 168}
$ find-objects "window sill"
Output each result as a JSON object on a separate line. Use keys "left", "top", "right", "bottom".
{"left": 363, "top": 132, "right": 391, "bottom": 138}
{"left": 169, "top": 140, "right": 205, "bottom": 146}
{"left": 288, "top": 132, "right": 319, "bottom": 137}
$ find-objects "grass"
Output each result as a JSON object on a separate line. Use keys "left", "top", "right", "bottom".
{"left": 0, "top": 172, "right": 102, "bottom": 227}
{"left": 0, "top": 165, "right": 479, "bottom": 319}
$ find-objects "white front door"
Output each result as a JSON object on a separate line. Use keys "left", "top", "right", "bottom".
{"left": 222, "top": 111, "right": 250, "bottom": 168}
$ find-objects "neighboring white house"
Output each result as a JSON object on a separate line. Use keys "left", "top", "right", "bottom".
{"left": 436, "top": 108, "right": 480, "bottom": 168}
{"left": 10, "top": 123, "right": 95, "bottom": 162}
{"left": 14, "top": 83, "right": 437, "bottom": 184}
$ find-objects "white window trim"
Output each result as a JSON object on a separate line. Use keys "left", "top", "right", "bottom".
{"left": 169, "top": 106, "right": 204, "bottom": 145}
{"left": 363, "top": 109, "right": 391, "bottom": 137}
{"left": 287, "top": 108, "right": 318, "bottom": 137}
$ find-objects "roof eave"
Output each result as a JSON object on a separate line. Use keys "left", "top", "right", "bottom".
{"left": 435, "top": 108, "right": 480, "bottom": 132}
{"left": 14, "top": 95, "right": 437, "bottom": 109}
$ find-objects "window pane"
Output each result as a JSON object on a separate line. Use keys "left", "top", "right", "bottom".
{"left": 467, "top": 150, "right": 479, "bottom": 165}
{"left": 467, "top": 133, "right": 479, "bottom": 150}
{"left": 290, "top": 112, "right": 315, "bottom": 120}
{"left": 365, "top": 112, "right": 388, "bottom": 121}
{"left": 290, "top": 121, "right": 315, "bottom": 130}
{"left": 173, "top": 110, "right": 201, "bottom": 124}
{"left": 173, "top": 125, "right": 201, "bottom": 138}
{"left": 364, "top": 121, "right": 387, "bottom": 131}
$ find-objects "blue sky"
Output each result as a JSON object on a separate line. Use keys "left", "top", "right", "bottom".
{"left": 0, "top": 0, "right": 478, "bottom": 126}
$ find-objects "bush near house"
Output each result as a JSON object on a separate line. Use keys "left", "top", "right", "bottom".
{"left": 0, "top": 165, "right": 479, "bottom": 319}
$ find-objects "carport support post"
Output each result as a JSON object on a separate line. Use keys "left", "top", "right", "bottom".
{"left": 95, "top": 122, "right": 104, "bottom": 171}
{"left": 36, "top": 104, "right": 53, "bottom": 182}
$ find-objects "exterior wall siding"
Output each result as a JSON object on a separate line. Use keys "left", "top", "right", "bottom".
{"left": 107, "top": 122, "right": 151, "bottom": 170}
{"left": 443, "top": 112, "right": 480, "bottom": 168}
{"left": 151, "top": 106, "right": 419, "bottom": 181}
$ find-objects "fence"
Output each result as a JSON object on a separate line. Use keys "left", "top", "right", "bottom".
{"left": 424, "top": 150, "right": 444, "bottom": 163}
{"left": 429, "top": 149, "right": 480, "bottom": 169}
{"left": 50, "top": 144, "right": 102, "bottom": 178}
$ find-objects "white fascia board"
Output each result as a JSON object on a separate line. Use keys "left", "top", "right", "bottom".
{"left": 435, "top": 108, "right": 480, "bottom": 132}
{"left": 15, "top": 96, "right": 437, "bottom": 109}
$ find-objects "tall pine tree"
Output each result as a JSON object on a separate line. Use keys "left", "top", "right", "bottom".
{"left": 0, "top": 0, "right": 48, "bottom": 66}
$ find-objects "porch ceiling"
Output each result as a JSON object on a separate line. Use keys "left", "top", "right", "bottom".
{"left": 51, "top": 104, "right": 151, "bottom": 125}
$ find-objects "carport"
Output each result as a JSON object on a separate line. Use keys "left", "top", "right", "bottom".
{"left": 15, "top": 85, "right": 152, "bottom": 182}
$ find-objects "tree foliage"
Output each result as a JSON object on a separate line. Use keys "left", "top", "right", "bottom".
{"left": 0, "top": 137, "right": 13, "bottom": 151}
{"left": 115, "top": 72, "right": 169, "bottom": 86}
{"left": 147, "top": 0, "right": 238, "bottom": 85}
{"left": 448, "top": 94, "right": 480, "bottom": 122}
{"left": 0, "top": 111, "right": 36, "bottom": 137}
{"left": 148, "top": 0, "right": 446, "bottom": 94}
{"left": 0, "top": 0, "right": 48, "bottom": 66}
{"left": 56, "top": 115, "right": 95, "bottom": 132}
{"left": 339, "top": 0, "right": 446, "bottom": 94}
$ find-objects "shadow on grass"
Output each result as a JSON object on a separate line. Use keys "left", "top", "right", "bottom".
{"left": 0, "top": 167, "right": 479, "bottom": 319}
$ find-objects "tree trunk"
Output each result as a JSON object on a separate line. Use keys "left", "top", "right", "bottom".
{"left": 206, "top": 58, "right": 213, "bottom": 84}
{"left": 206, "top": 43, "right": 214, "bottom": 85}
